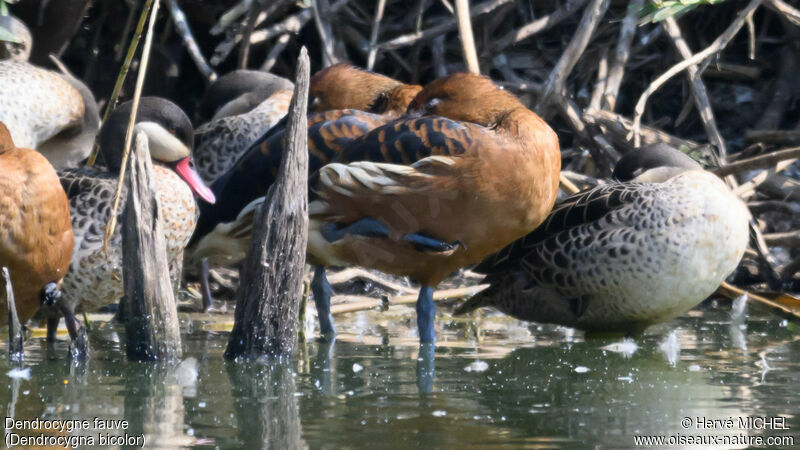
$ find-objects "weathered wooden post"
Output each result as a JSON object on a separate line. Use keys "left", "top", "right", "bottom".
{"left": 2, "top": 267, "right": 23, "bottom": 361}
{"left": 225, "top": 49, "right": 310, "bottom": 360}
{"left": 122, "top": 131, "right": 183, "bottom": 361}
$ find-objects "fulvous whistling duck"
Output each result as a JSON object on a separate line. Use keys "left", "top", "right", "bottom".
{"left": 0, "top": 122, "right": 74, "bottom": 338}
{"left": 48, "top": 98, "right": 215, "bottom": 347}
{"left": 0, "top": 60, "right": 100, "bottom": 169}
{"left": 456, "top": 144, "right": 750, "bottom": 335}
{"left": 187, "top": 65, "right": 422, "bottom": 269}
{"left": 197, "top": 69, "right": 295, "bottom": 122}
{"left": 307, "top": 72, "right": 561, "bottom": 342}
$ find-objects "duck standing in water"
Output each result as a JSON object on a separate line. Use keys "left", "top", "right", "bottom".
{"left": 456, "top": 144, "right": 751, "bottom": 335}
{"left": 0, "top": 122, "right": 74, "bottom": 338}
{"left": 0, "top": 60, "right": 100, "bottom": 168}
{"left": 308, "top": 73, "right": 562, "bottom": 342}
{"left": 187, "top": 65, "right": 421, "bottom": 298}
{"left": 50, "top": 98, "right": 215, "bottom": 348}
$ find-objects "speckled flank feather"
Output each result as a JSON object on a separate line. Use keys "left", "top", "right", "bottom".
{"left": 194, "top": 89, "right": 293, "bottom": 184}
{"left": 460, "top": 170, "right": 751, "bottom": 333}
{"left": 59, "top": 164, "right": 198, "bottom": 313}
{"left": 0, "top": 61, "right": 84, "bottom": 149}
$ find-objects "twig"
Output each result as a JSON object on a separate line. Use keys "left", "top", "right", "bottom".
{"left": 747, "top": 200, "right": 800, "bottom": 215}
{"left": 491, "top": 0, "right": 589, "bottom": 53}
{"left": 454, "top": 0, "right": 480, "bottom": 73}
{"left": 536, "top": 0, "right": 610, "bottom": 116}
{"left": 587, "top": 47, "right": 607, "bottom": 112}
{"left": 330, "top": 285, "right": 488, "bottom": 316}
{"left": 103, "top": 0, "right": 161, "bottom": 254}
{"left": 366, "top": 0, "right": 387, "bottom": 70}
{"left": 763, "top": 231, "right": 800, "bottom": 247}
{"left": 87, "top": 0, "right": 154, "bottom": 167}
{"left": 562, "top": 170, "right": 602, "bottom": 188}
{"left": 325, "top": 267, "right": 417, "bottom": 295}
{"left": 166, "top": 0, "right": 217, "bottom": 82}
{"left": 733, "top": 159, "right": 797, "bottom": 199}
{"left": 115, "top": 0, "right": 140, "bottom": 61}
{"left": 751, "top": 222, "right": 784, "bottom": 289}
{"left": 718, "top": 282, "right": 800, "bottom": 323}
{"left": 311, "top": 0, "right": 340, "bottom": 66}
{"left": 431, "top": 35, "right": 448, "bottom": 77}
{"left": 602, "top": 0, "right": 642, "bottom": 111}
{"left": 780, "top": 255, "right": 800, "bottom": 283}
{"left": 766, "top": 0, "right": 800, "bottom": 27}
{"left": 631, "top": 0, "right": 764, "bottom": 147}
{"left": 663, "top": 17, "right": 728, "bottom": 160}
{"left": 249, "top": 0, "right": 350, "bottom": 45}
{"left": 379, "top": 0, "right": 512, "bottom": 51}
{"left": 713, "top": 146, "right": 800, "bottom": 177}
{"left": 584, "top": 109, "right": 701, "bottom": 152}
{"left": 745, "top": 130, "right": 800, "bottom": 146}
{"left": 260, "top": 33, "right": 291, "bottom": 71}
{"left": 559, "top": 173, "right": 581, "bottom": 195}
{"left": 211, "top": 0, "right": 252, "bottom": 35}
{"left": 238, "top": 0, "right": 262, "bottom": 69}
{"left": 754, "top": 49, "right": 796, "bottom": 131}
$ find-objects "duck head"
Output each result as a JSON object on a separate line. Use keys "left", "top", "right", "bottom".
{"left": 613, "top": 143, "right": 703, "bottom": 182}
{"left": 99, "top": 97, "right": 216, "bottom": 204}
{"left": 36, "top": 73, "right": 101, "bottom": 168}
{"left": 198, "top": 70, "right": 294, "bottom": 122}
{"left": 308, "top": 63, "right": 421, "bottom": 115}
{"left": 406, "top": 73, "right": 523, "bottom": 127}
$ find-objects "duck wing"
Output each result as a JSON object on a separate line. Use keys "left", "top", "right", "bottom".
{"left": 474, "top": 182, "right": 647, "bottom": 275}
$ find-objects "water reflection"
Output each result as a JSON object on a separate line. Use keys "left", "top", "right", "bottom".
{"left": 416, "top": 343, "right": 435, "bottom": 394}
{"left": 1, "top": 304, "right": 798, "bottom": 448}
{"left": 226, "top": 360, "right": 306, "bottom": 449}
{"left": 124, "top": 363, "right": 192, "bottom": 448}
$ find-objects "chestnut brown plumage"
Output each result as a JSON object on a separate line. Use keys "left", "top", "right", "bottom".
{"left": 0, "top": 122, "right": 74, "bottom": 326}
{"left": 309, "top": 63, "right": 422, "bottom": 115}
{"left": 308, "top": 73, "right": 562, "bottom": 341}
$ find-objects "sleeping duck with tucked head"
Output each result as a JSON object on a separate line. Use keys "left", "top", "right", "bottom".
{"left": 308, "top": 73, "right": 561, "bottom": 343}
{"left": 456, "top": 143, "right": 751, "bottom": 336}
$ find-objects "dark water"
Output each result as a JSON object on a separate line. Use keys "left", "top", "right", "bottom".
{"left": 2, "top": 300, "right": 799, "bottom": 449}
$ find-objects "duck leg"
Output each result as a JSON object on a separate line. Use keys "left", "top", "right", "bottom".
{"left": 46, "top": 317, "right": 60, "bottom": 343}
{"left": 401, "top": 233, "right": 464, "bottom": 254}
{"left": 416, "top": 286, "right": 436, "bottom": 343}
{"left": 311, "top": 266, "right": 336, "bottom": 341}
{"left": 3, "top": 268, "right": 24, "bottom": 361}
{"left": 60, "top": 305, "right": 88, "bottom": 360}
{"left": 416, "top": 342, "right": 436, "bottom": 393}
{"left": 200, "top": 258, "right": 213, "bottom": 312}
{"left": 321, "top": 218, "right": 390, "bottom": 242}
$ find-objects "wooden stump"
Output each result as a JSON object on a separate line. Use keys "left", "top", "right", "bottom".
{"left": 121, "top": 131, "right": 182, "bottom": 361}
{"left": 2, "top": 267, "right": 24, "bottom": 361}
{"left": 225, "top": 49, "right": 310, "bottom": 360}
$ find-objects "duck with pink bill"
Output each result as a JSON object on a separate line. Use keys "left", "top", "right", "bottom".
{"left": 40, "top": 98, "right": 215, "bottom": 353}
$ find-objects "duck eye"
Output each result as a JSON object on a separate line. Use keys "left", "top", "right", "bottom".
{"left": 168, "top": 127, "right": 177, "bottom": 135}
